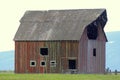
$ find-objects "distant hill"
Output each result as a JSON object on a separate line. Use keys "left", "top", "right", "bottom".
{"left": 106, "top": 31, "right": 120, "bottom": 71}
{"left": 0, "top": 31, "right": 120, "bottom": 71}
{"left": 0, "top": 50, "right": 14, "bottom": 71}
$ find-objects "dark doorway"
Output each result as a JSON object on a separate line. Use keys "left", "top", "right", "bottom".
{"left": 68, "top": 60, "right": 76, "bottom": 69}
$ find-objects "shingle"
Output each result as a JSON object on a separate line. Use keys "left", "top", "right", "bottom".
{"left": 14, "top": 9, "right": 107, "bottom": 41}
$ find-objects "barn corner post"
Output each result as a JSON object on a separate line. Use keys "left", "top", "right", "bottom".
{"left": 14, "top": 9, "right": 107, "bottom": 74}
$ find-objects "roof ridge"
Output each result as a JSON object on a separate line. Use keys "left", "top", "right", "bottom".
{"left": 26, "top": 8, "right": 106, "bottom": 12}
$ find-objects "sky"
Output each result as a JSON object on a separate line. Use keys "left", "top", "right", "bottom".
{"left": 0, "top": 0, "right": 120, "bottom": 51}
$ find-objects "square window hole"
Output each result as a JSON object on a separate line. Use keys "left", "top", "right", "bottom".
{"left": 40, "top": 48, "right": 48, "bottom": 56}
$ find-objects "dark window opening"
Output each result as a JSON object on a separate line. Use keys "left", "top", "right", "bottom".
{"left": 87, "top": 24, "right": 98, "bottom": 40}
{"left": 40, "top": 61, "right": 46, "bottom": 67}
{"left": 93, "top": 48, "right": 96, "bottom": 56}
{"left": 68, "top": 60, "right": 76, "bottom": 69}
{"left": 50, "top": 60, "right": 56, "bottom": 67}
{"left": 41, "top": 62, "right": 45, "bottom": 65}
{"left": 40, "top": 48, "right": 48, "bottom": 55}
{"left": 31, "top": 62, "right": 35, "bottom": 65}
{"left": 30, "top": 60, "right": 36, "bottom": 67}
{"left": 51, "top": 62, "right": 55, "bottom": 64}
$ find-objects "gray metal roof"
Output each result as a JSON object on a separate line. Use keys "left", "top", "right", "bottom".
{"left": 14, "top": 9, "right": 107, "bottom": 41}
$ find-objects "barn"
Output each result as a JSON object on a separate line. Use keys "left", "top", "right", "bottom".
{"left": 14, "top": 9, "right": 108, "bottom": 74}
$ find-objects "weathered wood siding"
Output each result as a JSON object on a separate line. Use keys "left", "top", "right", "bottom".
{"left": 78, "top": 26, "right": 106, "bottom": 74}
{"left": 78, "top": 27, "right": 88, "bottom": 73}
{"left": 15, "top": 41, "right": 79, "bottom": 73}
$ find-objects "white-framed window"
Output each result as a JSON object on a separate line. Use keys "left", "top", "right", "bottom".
{"left": 40, "top": 60, "right": 46, "bottom": 67}
{"left": 30, "top": 60, "right": 36, "bottom": 67}
{"left": 50, "top": 60, "right": 56, "bottom": 67}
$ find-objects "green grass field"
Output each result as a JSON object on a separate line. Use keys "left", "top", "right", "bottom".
{"left": 0, "top": 73, "right": 120, "bottom": 80}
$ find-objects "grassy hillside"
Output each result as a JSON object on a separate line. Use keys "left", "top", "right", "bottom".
{"left": 0, "top": 74, "right": 120, "bottom": 80}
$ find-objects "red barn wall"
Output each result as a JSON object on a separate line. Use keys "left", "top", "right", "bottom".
{"left": 15, "top": 41, "right": 79, "bottom": 73}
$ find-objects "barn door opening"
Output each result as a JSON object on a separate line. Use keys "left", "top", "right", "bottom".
{"left": 68, "top": 60, "right": 76, "bottom": 69}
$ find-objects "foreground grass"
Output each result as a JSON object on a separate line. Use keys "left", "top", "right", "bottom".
{"left": 0, "top": 73, "right": 120, "bottom": 80}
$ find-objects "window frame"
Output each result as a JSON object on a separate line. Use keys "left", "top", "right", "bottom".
{"left": 30, "top": 60, "right": 36, "bottom": 67}
{"left": 40, "top": 60, "right": 46, "bottom": 67}
{"left": 50, "top": 60, "right": 56, "bottom": 67}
